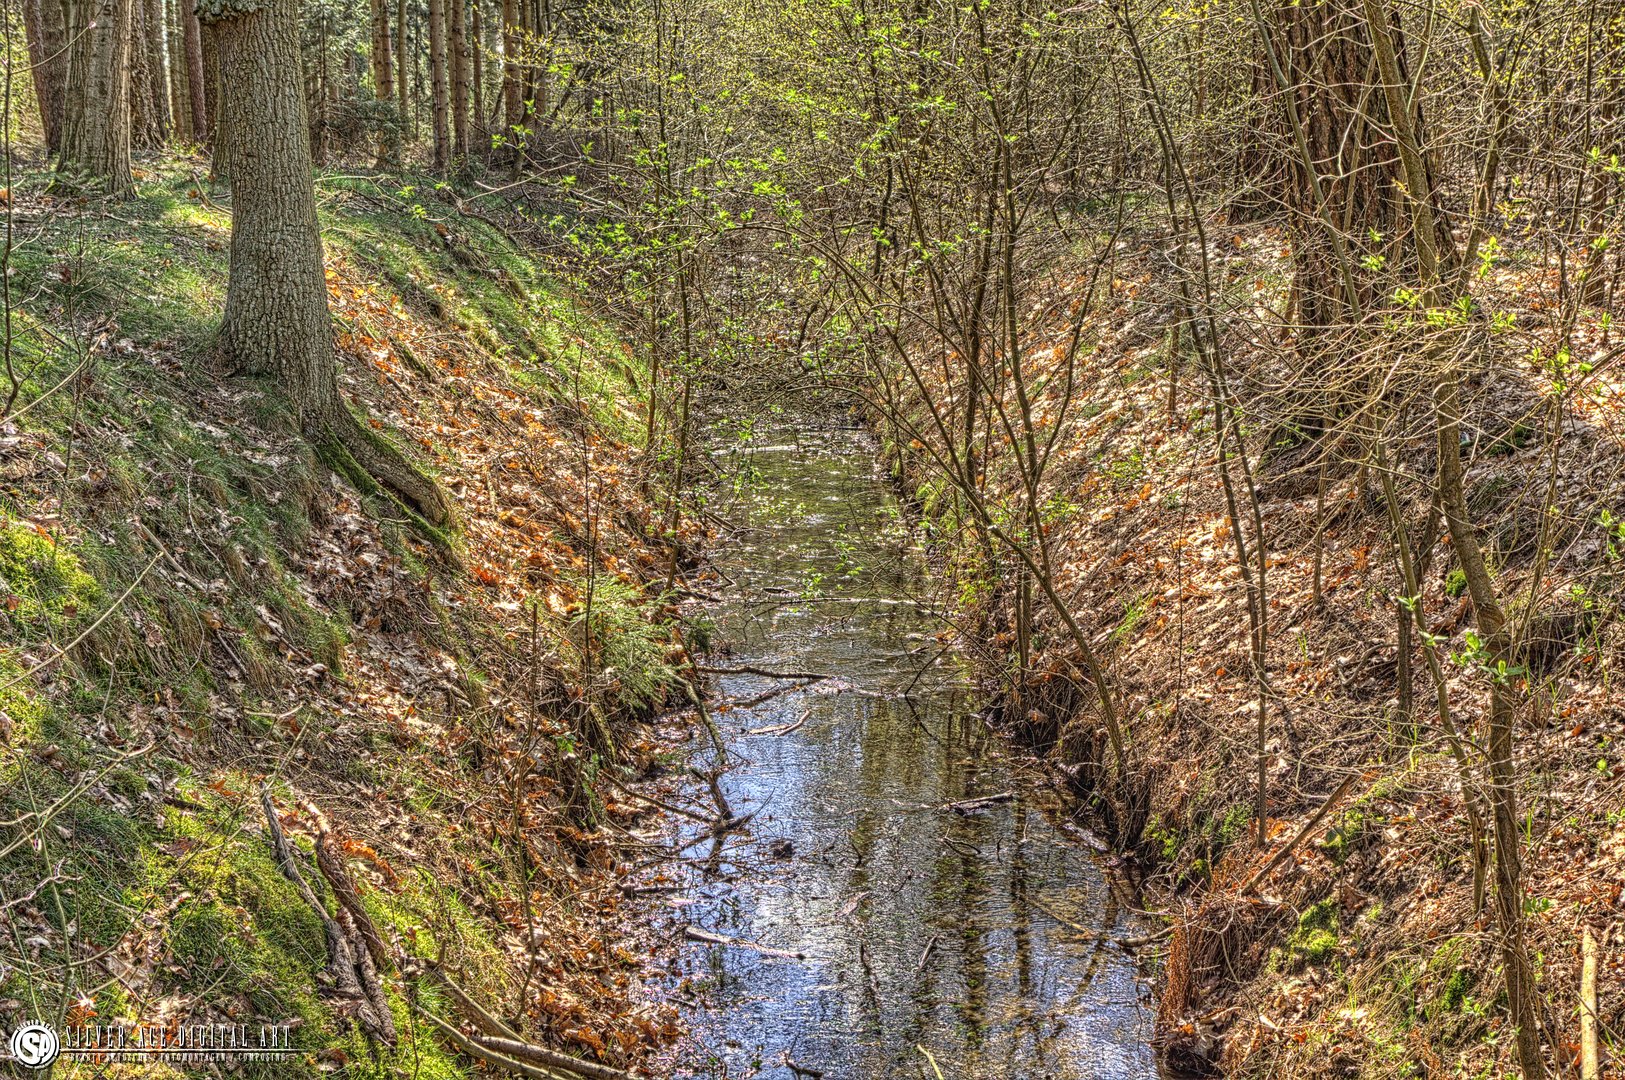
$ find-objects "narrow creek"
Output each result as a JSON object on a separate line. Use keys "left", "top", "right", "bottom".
{"left": 659, "top": 414, "right": 1157, "bottom": 1079}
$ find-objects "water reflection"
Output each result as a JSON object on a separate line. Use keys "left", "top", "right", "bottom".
{"left": 663, "top": 422, "right": 1156, "bottom": 1079}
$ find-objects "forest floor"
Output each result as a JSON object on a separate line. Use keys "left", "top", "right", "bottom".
{"left": 891, "top": 219, "right": 1625, "bottom": 1078}
{"left": 0, "top": 152, "right": 699, "bottom": 1077}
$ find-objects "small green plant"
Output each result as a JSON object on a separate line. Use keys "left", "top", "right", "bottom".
{"left": 1445, "top": 567, "right": 1468, "bottom": 598}
{"left": 1288, "top": 898, "right": 1340, "bottom": 966}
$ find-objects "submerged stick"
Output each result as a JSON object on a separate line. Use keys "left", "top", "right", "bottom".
{"left": 683, "top": 925, "right": 807, "bottom": 959}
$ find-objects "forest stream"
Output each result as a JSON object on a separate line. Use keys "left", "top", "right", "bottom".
{"left": 656, "top": 414, "right": 1158, "bottom": 1079}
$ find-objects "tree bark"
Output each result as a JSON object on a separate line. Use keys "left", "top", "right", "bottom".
{"left": 369, "top": 0, "right": 396, "bottom": 167}
{"left": 395, "top": 0, "right": 408, "bottom": 150}
{"left": 471, "top": 0, "right": 484, "bottom": 154}
{"left": 203, "top": 28, "right": 224, "bottom": 171}
{"left": 57, "top": 0, "right": 134, "bottom": 197}
{"left": 200, "top": 0, "right": 451, "bottom": 527}
{"left": 450, "top": 0, "right": 469, "bottom": 161}
{"left": 21, "top": 0, "right": 67, "bottom": 155}
{"left": 500, "top": 0, "right": 523, "bottom": 166}
{"left": 145, "top": 0, "right": 172, "bottom": 140}
{"left": 183, "top": 6, "right": 208, "bottom": 144}
{"left": 129, "top": 0, "right": 167, "bottom": 150}
{"left": 429, "top": 0, "right": 450, "bottom": 170}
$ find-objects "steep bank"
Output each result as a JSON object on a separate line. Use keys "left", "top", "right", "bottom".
{"left": 0, "top": 154, "right": 690, "bottom": 1076}
{"left": 879, "top": 219, "right": 1625, "bottom": 1078}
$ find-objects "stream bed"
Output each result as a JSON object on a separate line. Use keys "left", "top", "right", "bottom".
{"left": 659, "top": 418, "right": 1157, "bottom": 1079}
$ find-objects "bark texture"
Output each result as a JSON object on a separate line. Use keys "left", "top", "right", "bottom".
{"left": 450, "top": 0, "right": 469, "bottom": 160}
{"left": 57, "top": 0, "right": 134, "bottom": 197}
{"left": 201, "top": 0, "right": 451, "bottom": 526}
{"left": 501, "top": 0, "right": 523, "bottom": 165}
{"left": 130, "top": 0, "right": 170, "bottom": 149}
{"left": 430, "top": 0, "right": 450, "bottom": 170}
{"left": 21, "top": 0, "right": 67, "bottom": 155}
{"left": 369, "top": 0, "right": 397, "bottom": 166}
{"left": 184, "top": 7, "right": 208, "bottom": 143}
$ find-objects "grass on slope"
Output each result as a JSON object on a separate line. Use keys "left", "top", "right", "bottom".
{"left": 0, "top": 154, "right": 680, "bottom": 1077}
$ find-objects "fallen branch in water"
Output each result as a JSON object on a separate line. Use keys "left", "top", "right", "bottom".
{"left": 683, "top": 925, "right": 807, "bottom": 959}
{"left": 940, "top": 791, "right": 1014, "bottom": 814}
{"left": 747, "top": 710, "right": 812, "bottom": 736}
{"left": 782, "top": 1053, "right": 825, "bottom": 1078}
{"left": 698, "top": 664, "right": 831, "bottom": 681}
{"left": 600, "top": 771, "right": 714, "bottom": 824}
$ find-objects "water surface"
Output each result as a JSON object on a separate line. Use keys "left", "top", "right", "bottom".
{"left": 662, "top": 418, "right": 1156, "bottom": 1079}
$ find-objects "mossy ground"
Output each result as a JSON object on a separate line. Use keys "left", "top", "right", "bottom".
{"left": 0, "top": 153, "right": 683, "bottom": 1076}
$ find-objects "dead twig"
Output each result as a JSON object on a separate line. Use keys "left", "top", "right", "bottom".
{"left": 1239, "top": 772, "right": 1364, "bottom": 894}
{"left": 683, "top": 925, "right": 808, "bottom": 959}
{"left": 259, "top": 788, "right": 396, "bottom": 1046}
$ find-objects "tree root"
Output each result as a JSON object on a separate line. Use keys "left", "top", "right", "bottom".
{"left": 316, "top": 404, "right": 454, "bottom": 533}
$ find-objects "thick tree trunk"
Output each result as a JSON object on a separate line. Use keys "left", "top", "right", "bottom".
{"left": 201, "top": 0, "right": 450, "bottom": 526}
{"left": 429, "top": 0, "right": 450, "bottom": 170}
{"left": 369, "top": 0, "right": 396, "bottom": 167}
{"left": 450, "top": 0, "right": 469, "bottom": 161}
{"left": 21, "top": 0, "right": 67, "bottom": 155}
{"left": 57, "top": 0, "right": 134, "bottom": 197}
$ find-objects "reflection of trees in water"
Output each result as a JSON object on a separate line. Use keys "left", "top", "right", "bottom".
{"left": 681, "top": 432, "right": 1152, "bottom": 1078}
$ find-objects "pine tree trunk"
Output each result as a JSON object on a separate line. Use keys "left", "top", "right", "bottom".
{"left": 21, "top": 0, "right": 67, "bottom": 155}
{"left": 395, "top": 0, "right": 408, "bottom": 151}
{"left": 450, "top": 0, "right": 469, "bottom": 161}
{"left": 429, "top": 0, "right": 449, "bottom": 170}
{"left": 501, "top": 0, "right": 521, "bottom": 165}
{"left": 368, "top": 0, "right": 396, "bottom": 167}
{"left": 201, "top": 0, "right": 450, "bottom": 527}
{"left": 471, "top": 1, "right": 484, "bottom": 155}
{"left": 203, "top": 30, "right": 224, "bottom": 170}
{"left": 57, "top": 0, "right": 134, "bottom": 197}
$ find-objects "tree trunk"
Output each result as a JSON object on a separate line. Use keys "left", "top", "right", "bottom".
{"left": 145, "top": 0, "right": 172, "bottom": 141}
{"left": 168, "top": 0, "right": 191, "bottom": 140}
{"left": 57, "top": 0, "right": 134, "bottom": 197}
{"left": 395, "top": 0, "right": 408, "bottom": 152}
{"left": 369, "top": 0, "right": 396, "bottom": 167}
{"left": 501, "top": 0, "right": 522, "bottom": 165}
{"left": 203, "top": 29, "right": 225, "bottom": 171}
{"left": 184, "top": 7, "right": 208, "bottom": 144}
{"left": 21, "top": 0, "right": 67, "bottom": 155}
{"left": 450, "top": 0, "right": 469, "bottom": 161}
{"left": 471, "top": 0, "right": 484, "bottom": 154}
{"left": 200, "top": 0, "right": 450, "bottom": 527}
{"left": 129, "top": 0, "right": 166, "bottom": 150}
{"left": 429, "top": 0, "right": 449, "bottom": 171}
